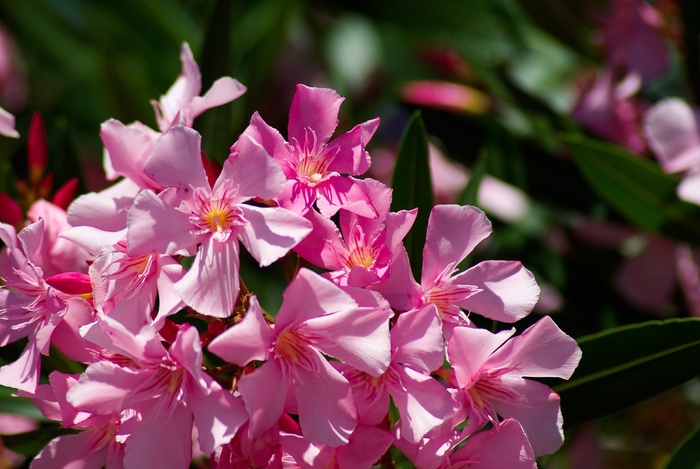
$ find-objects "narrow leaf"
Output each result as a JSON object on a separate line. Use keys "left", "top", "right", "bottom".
{"left": 563, "top": 133, "right": 700, "bottom": 244}
{"left": 552, "top": 318, "right": 700, "bottom": 428}
{"left": 390, "top": 111, "right": 434, "bottom": 279}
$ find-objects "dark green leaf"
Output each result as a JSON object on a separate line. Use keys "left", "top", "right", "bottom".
{"left": 665, "top": 423, "right": 700, "bottom": 469}
{"left": 563, "top": 133, "right": 700, "bottom": 244}
{"left": 390, "top": 111, "right": 434, "bottom": 279}
{"left": 553, "top": 318, "right": 700, "bottom": 428}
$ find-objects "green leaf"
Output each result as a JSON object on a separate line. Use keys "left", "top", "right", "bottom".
{"left": 458, "top": 150, "right": 488, "bottom": 207}
{"left": 563, "top": 133, "right": 700, "bottom": 244}
{"left": 553, "top": 318, "right": 700, "bottom": 428}
{"left": 390, "top": 111, "right": 434, "bottom": 279}
{"left": 665, "top": 423, "right": 700, "bottom": 469}
{"left": 0, "top": 386, "right": 46, "bottom": 421}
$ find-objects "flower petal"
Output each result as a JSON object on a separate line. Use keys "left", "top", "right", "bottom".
{"left": 454, "top": 260, "right": 539, "bottom": 323}
{"left": 288, "top": 85, "right": 343, "bottom": 148}
{"left": 645, "top": 98, "right": 700, "bottom": 173}
{"left": 143, "top": 125, "right": 209, "bottom": 190}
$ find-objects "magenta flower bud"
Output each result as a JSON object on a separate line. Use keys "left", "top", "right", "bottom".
{"left": 45, "top": 272, "right": 92, "bottom": 296}
{"left": 0, "top": 191, "right": 23, "bottom": 227}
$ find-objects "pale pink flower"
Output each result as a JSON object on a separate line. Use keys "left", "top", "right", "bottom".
{"left": 152, "top": 42, "right": 246, "bottom": 132}
{"left": 207, "top": 269, "right": 393, "bottom": 447}
{"left": 68, "top": 318, "right": 248, "bottom": 468}
{"left": 339, "top": 305, "right": 456, "bottom": 443}
{"left": 395, "top": 418, "right": 536, "bottom": 469}
{"left": 279, "top": 425, "right": 393, "bottom": 469}
{"left": 126, "top": 125, "right": 311, "bottom": 317}
{"left": 399, "top": 81, "right": 491, "bottom": 115}
{"left": 0, "top": 220, "right": 82, "bottom": 392}
{"left": 447, "top": 316, "right": 581, "bottom": 455}
{"left": 21, "top": 371, "right": 130, "bottom": 469}
{"left": 243, "top": 84, "right": 379, "bottom": 217}
{"left": 294, "top": 178, "right": 416, "bottom": 287}
{"left": 374, "top": 205, "right": 540, "bottom": 331}
{"left": 26, "top": 199, "right": 92, "bottom": 277}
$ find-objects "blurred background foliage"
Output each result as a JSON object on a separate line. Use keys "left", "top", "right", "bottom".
{"left": 1, "top": 0, "right": 700, "bottom": 467}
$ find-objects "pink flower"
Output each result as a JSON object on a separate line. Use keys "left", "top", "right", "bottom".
{"left": 244, "top": 84, "right": 379, "bottom": 217}
{"left": 0, "top": 220, "right": 82, "bottom": 392}
{"left": 126, "top": 125, "right": 312, "bottom": 317}
{"left": 339, "top": 305, "right": 456, "bottom": 443}
{"left": 67, "top": 318, "right": 248, "bottom": 468}
{"left": 294, "top": 178, "right": 416, "bottom": 287}
{"left": 207, "top": 269, "right": 393, "bottom": 447}
{"left": 279, "top": 425, "right": 393, "bottom": 469}
{"left": 152, "top": 43, "right": 246, "bottom": 132}
{"left": 447, "top": 316, "right": 581, "bottom": 455}
{"left": 375, "top": 205, "right": 540, "bottom": 331}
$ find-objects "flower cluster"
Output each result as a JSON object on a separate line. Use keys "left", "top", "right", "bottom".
{"left": 0, "top": 43, "right": 580, "bottom": 468}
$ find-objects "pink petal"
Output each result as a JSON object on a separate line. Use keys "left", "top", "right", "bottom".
{"left": 189, "top": 377, "right": 248, "bottom": 453}
{"left": 288, "top": 85, "right": 343, "bottom": 149}
{"left": 0, "top": 106, "right": 19, "bottom": 138}
{"left": 67, "top": 361, "right": 143, "bottom": 414}
{"left": 32, "top": 431, "right": 109, "bottom": 469}
{"left": 169, "top": 324, "right": 206, "bottom": 389}
{"left": 493, "top": 378, "right": 564, "bottom": 456}
{"left": 384, "top": 208, "right": 418, "bottom": 253}
{"left": 454, "top": 260, "right": 540, "bottom": 322}
{"left": 207, "top": 295, "right": 274, "bottom": 365}
{"left": 278, "top": 179, "right": 317, "bottom": 215}
{"left": 275, "top": 268, "right": 358, "bottom": 331}
{"left": 123, "top": 404, "right": 193, "bottom": 469}
{"left": 391, "top": 366, "right": 457, "bottom": 443}
{"left": 324, "top": 117, "right": 380, "bottom": 175}
{"left": 336, "top": 425, "right": 394, "bottom": 469}
{"left": 293, "top": 208, "right": 346, "bottom": 270}
{"left": 126, "top": 189, "right": 198, "bottom": 256}
{"left": 143, "top": 125, "right": 209, "bottom": 190}
{"left": 370, "top": 244, "right": 422, "bottom": 311}
{"left": 100, "top": 119, "right": 157, "bottom": 188}
{"left": 488, "top": 316, "right": 581, "bottom": 380}
{"left": 316, "top": 176, "right": 377, "bottom": 218}
{"left": 237, "top": 359, "right": 289, "bottom": 441}
{"left": 451, "top": 418, "right": 536, "bottom": 469}
{"left": 339, "top": 178, "right": 393, "bottom": 236}
{"left": 391, "top": 305, "right": 444, "bottom": 374}
{"left": 237, "top": 205, "right": 312, "bottom": 267}
{"left": 0, "top": 338, "right": 41, "bottom": 392}
{"left": 66, "top": 179, "right": 140, "bottom": 232}
{"left": 306, "top": 288, "right": 392, "bottom": 376}
{"left": 645, "top": 98, "right": 700, "bottom": 173}
{"left": 222, "top": 133, "right": 286, "bottom": 201}
{"left": 678, "top": 167, "right": 700, "bottom": 205}
{"left": 422, "top": 205, "right": 492, "bottom": 284}
{"left": 243, "top": 112, "right": 292, "bottom": 174}
{"left": 190, "top": 77, "right": 247, "bottom": 119}
{"left": 175, "top": 237, "right": 240, "bottom": 318}
{"left": 447, "top": 326, "right": 515, "bottom": 388}
{"left": 294, "top": 350, "right": 357, "bottom": 447}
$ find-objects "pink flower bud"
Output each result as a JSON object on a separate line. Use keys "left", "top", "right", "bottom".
{"left": 45, "top": 272, "right": 92, "bottom": 296}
